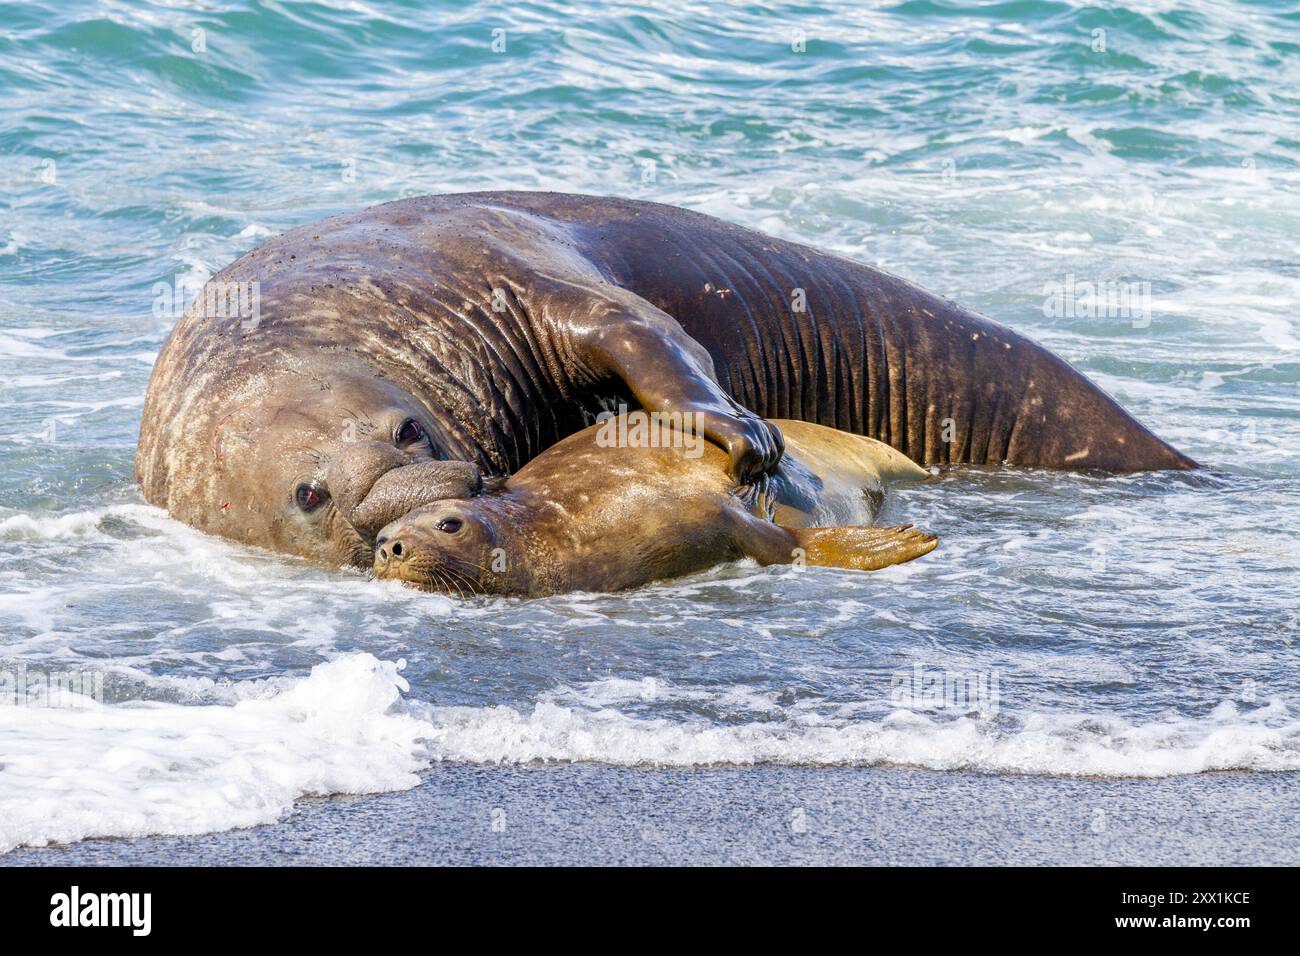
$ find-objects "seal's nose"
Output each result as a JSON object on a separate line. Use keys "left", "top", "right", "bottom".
{"left": 374, "top": 533, "right": 410, "bottom": 568}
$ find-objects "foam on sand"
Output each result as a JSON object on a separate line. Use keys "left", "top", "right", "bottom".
{"left": 0, "top": 655, "right": 431, "bottom": 853}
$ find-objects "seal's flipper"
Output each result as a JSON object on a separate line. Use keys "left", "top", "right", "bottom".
{"left": 784, "top": 524, "right": 937, "bottom": 571}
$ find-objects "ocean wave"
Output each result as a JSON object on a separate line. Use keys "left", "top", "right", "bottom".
{"left": 416, "top": 687, "right": 1300, "bottom": 777}
{"left": 0, "top": 503, "right": 165, "bottom": 541}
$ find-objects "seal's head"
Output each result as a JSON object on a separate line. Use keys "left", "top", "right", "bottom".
{"left": 137, "top": 351, "right": 483, "bottom": 568}
{"left": 373, "top": 498, "right": 526, "bottom": 596}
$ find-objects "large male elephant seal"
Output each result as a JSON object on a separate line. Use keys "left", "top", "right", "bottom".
{"left": 374, "top": 417, "right": 938, "bottom": 597}
{"left": 137, "top": 192, "right": 1194, "bottom": 568}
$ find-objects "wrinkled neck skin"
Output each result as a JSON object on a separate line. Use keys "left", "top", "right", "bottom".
{"left": 136, "top": 353, "right": 483, "bottom": 568}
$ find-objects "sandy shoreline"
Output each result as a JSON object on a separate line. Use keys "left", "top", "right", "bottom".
{"left": 8, "top": 765, "right": 1297, "bottom": 866}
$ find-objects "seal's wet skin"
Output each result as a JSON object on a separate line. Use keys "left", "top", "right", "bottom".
{"left": 373, "top": 418, "right": 937, "bottom": 596}
{"left": 137, "top": 193, "right": 1195, "bottom": 568}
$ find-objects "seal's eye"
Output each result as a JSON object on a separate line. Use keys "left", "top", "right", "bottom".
{"left": 295, "top": 482, "right": 326, "bottom": 513}
{"left": 436, "top": 517, "right": 463, "bottom": 534}
{"left": 395, "top": 418, "right": 426, "bottom": 445}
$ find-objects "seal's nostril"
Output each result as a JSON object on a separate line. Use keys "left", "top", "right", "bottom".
{"left": 391, "top": 540, "right": 404, "bottom": 558}
{"left": 377, "top": 547, "right": 388, "bottom": 562}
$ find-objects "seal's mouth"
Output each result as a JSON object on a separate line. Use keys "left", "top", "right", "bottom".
{"left": 372, "top": 543, "right": 485, "bottom": 596}
{"left": 370, "top": 500, "right": 494, "bottom": 596}
{"left": 372, "top": 540, "right": 431, "bottom": 587}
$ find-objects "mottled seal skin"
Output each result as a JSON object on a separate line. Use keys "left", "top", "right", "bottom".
{"left": 373, "top": 418, "right": 938, "bottom": 597}
{"left": 137, "top": 192, "right": 1194, "bottom": 568}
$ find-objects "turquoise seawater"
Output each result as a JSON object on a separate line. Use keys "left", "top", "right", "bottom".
{"left": 1, "top": 1, "right": 1299, "bottom": 857}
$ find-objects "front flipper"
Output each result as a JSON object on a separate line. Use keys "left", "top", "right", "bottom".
{"left": 787, "top": 524, "right": 937, "bottom": 571}
{"left": 566, "top": 285, "right": 783, "bottom": 482}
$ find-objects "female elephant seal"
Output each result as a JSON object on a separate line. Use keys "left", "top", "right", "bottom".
{"left": 137, "top": 192, "right": 1194, "bottom": 568}
{"left": 373, "top": 418, "right": 937, "bottom": 596}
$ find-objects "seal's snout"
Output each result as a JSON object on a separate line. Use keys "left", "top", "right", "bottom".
{"left": 373, "top": 503, "right": 494, "bottom": 594}
{"left": 374, "top": 532, "right": 410, "bottom": 571}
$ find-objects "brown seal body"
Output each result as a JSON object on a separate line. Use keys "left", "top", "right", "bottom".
{"left": 137, "top": 192, "right": 1194, "bottom": 568}
{"left": 373, "top": 418, "right": 937, "bottom": 597}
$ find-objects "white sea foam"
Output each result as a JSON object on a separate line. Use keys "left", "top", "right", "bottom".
{"left": 415, "top": 690, "right": 1300, "bottom": 777}
{"left": 0, "top": 503, "right": 164, "bottom": 541}
{"left": 0, "top": 654, "right": 431, "bottom": 853}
